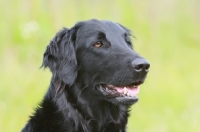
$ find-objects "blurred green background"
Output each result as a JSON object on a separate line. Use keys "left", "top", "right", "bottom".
{"left": 0, "top": 0, "right": 199, "bottom": 131}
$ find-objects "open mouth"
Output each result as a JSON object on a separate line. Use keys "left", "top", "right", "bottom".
{"left": 97, "top": 83, "right": 141, "bottom": 105}
{"left": 97, "top": 84, "right": 140, "bottom": 98}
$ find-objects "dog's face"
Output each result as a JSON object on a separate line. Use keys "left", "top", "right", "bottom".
{"left": 75, "top": 20, "right": 150, "bottom": 105}
{"left": 43, "top": 19, "right": 150, "bottom": 106}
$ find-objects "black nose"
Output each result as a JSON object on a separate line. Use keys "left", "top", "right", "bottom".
{"left": 132, "top": 59, "right": 150, "bottom": 73}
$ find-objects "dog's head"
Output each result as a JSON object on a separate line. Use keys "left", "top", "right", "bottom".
{"left": 42, "top": 19, "right": 150, "bottom": 105}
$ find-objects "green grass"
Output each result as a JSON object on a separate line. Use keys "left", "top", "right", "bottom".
{"left": 0, "top": 0, "right": 200, "bottom": 131}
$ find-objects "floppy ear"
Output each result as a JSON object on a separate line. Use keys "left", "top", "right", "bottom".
{"left": 42, "top": 28, "right": 77, "bottom": 86}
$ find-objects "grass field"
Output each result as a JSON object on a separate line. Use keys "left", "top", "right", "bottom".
{"left": 0, "top": 0, "right": 200, "bottom": 131}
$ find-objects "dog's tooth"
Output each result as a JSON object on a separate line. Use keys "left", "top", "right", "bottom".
{"left": 127, "top": 92, "right": 130, "bottom": 96}
{"left": 124, "top": 87, "right": 127, "bottom": 95}
{"left": 107, "top": 84, "right": 114, "bottom": 88}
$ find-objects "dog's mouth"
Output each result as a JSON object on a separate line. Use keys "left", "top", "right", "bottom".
{"left": 97, "top": 82, "right": 142, "bottom": 105}
{"left": 97, "top": 84, "right": 140, "bottom": 98}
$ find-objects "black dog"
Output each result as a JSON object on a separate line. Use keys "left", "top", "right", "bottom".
{"left": 22, "top": 19, "right": 150, "bottom": 132}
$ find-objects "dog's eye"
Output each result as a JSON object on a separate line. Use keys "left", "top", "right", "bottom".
{"left": 125, "top": 34, "right": 132, "bottom": 46}
{"left": 126, "top": 40, "right": 132, "bottom": 46}
{"left": 94, "top": 41, "right": 103, "bottom": 48}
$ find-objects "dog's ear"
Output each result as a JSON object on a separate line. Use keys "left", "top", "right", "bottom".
{"left": 42, "top": 27, "right": 78, "bottom": 86}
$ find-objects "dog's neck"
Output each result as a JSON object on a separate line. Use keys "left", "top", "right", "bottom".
{"left": 46, "top": 78, "right": 129, "bottom": 131}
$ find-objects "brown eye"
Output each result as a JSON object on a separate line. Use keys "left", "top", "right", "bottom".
{"left": 94, "top": 41, "right": 103, "bottom": 48}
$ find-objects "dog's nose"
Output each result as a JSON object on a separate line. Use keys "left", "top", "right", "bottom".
{"left": 132, "top": 59, "right": 150, "bottom": 73}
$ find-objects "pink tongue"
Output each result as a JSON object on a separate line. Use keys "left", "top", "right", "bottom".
{"left": 115, "top": 86, "right": 140, "bottom": 95}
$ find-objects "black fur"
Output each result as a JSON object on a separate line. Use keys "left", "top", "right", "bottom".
{"left": 22, "top": 19, "right": 150, "bottom": 132}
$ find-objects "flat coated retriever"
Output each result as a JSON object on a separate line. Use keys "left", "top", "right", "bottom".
{"left": 22, "top": 19, "right": 150, "bottom": 132}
